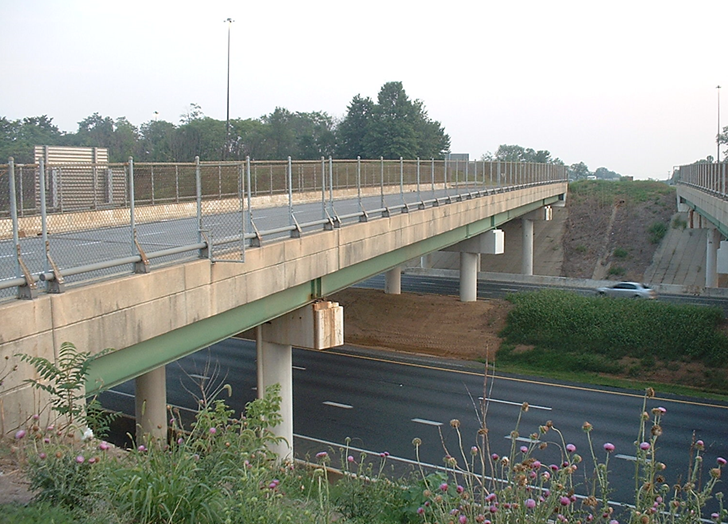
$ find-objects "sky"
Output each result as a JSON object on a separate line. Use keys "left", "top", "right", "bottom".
{"left": 1, "top": 1, "right": 726, "bottom": 179}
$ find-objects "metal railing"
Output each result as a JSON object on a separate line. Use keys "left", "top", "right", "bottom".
{"left": 675, "top": 162, "right": 728, "bottom": 199}
{"left": 1, "top": 156, "right": 567, "bottom": 301}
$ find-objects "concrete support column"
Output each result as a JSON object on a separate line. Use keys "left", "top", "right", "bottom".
{"left": 420, "top": 253, "right": 433, "bottom": 269}
{"left": 256, "top": 326, "right": 293, "bottom": 460}
{"left": 522, "top": 218, "right": 534, "bottom": 276}
{"left": 385, "top": 267, "right": 402, "bottom": 294}
{"left": 459, "top": 252, "right": 479, "bottom": 302}
{"left": 706, "top": 228, "right": 720, "bottom": 288}
{"left": 135, "top": 366, "right": 167, "bottom": 444}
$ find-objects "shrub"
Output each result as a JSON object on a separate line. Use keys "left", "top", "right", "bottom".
{"left": 648, "top": 221, "right": 668, "bottom": 244}
{"left": 612, "top": 247, "right": 629, "bottom": 259}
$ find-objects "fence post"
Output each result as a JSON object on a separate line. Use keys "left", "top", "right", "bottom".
{"left": 328, "top": 156, "right": 334, "bottom": 217}
{"left": 9, "top": 158, "right": 19, "bottom": 278}
{"left": 39, "top": 158, "right": 48, "bottom": 278}
{"left": 400, "top": 157, "right": 404, "bottom": 207}
{"left": 246, "top": 156, "right": 253, "bottom": 233}
{"left": 287, "top": 156, "right": 293, "bottom": 227}
{"left": 195, "top": 156, "right": 202, "bottom": 246}
{"left": 357, "top": 156, "right": 363, "bottom": 214}
{"left": 129, "top": 157, "right": 136, "bottom": 255}
{"left": 321, "top": 156, "right": 326, "bottom": 220}
{"left": 431, "top": 158, "right": 435, "bottom": 192}
{"left": 416, "top": 157, "right": 421, "bottom": 202}
{"left": 380, "top": 157, "right": 384, "bottom": 209}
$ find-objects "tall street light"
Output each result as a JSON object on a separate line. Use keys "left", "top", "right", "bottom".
{"left": 224, "top": 17, "right": 234, "bottom": 160}
{"left": 718, "top": 85, "right": 722, "bottom": 163}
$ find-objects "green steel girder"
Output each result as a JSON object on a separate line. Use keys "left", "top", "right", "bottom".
{"left": 86, "top": 194, "right": 560, "bottom": 394}
{"left": 679, "top": 196, "right": 728, "bottom": 239}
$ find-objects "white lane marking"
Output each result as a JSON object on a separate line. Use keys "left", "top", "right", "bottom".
{"left": 138, "top": 231, "right": 166, "bottom": 236}
{"left": 188, "top": 373, "right": 208, "bottom": 380}
{"left": 323, "top": 401, "right": 353, "bottom": 409}
{"left": 615, "top": 454, "right": 644, "bottom": 462}
{"left": 293, "top": 366, "right": 306, "bottom": 371}
{"left": 500, "top": 287, "right": 519, "bottom": 292}
{"left": 78, "top": 241, "right": 102, "bottom": 246}
{"left": 479, "top": 397, "right": 552, "bottom": 411}
{"left": 106, "top": 389, "right": 196, "bottom": 413}
{"left": 412, "top": 418, "right": 443, "bottom": 426}
{"left": 0, "top": 252, "right": 34, "bottom": 258}
{"left": 506, "top": 435, "right": 541, "bottom": 444}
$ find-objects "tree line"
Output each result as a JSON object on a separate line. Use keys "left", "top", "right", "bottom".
{"left": 2, "top": 78, "right": 656, "bottom": 180}
{"left": 0, "top": 82, "right": 450, "bottom": 165}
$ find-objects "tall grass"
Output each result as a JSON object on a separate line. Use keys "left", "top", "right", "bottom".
{"left": 499, "top": 289, "right": 728, "bottom": 369}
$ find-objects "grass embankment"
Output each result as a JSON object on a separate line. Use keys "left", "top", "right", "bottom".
{"left": 497, "top": 289, "right": 728, "bottom": 397}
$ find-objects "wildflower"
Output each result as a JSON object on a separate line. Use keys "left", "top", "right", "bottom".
{"left": 486, "top": 493, "right": 497, "bottom": 502}
{"left": 550, "top": 464, "right": 559, "bottom": 471}
{"left": 457, "top": 485, "right": 464, "bottom": 494}
{"left": 718, "top": 457, "right": 727, "bottom": 466}
{"left": 440, "top": 482, "right": 449, "bottom": 492}
{"left": 582, "top": 421, "right": 592, "bottom": 432}
{"left": 75, "top": 455, "right": 85, "bottom": 464}
{"left": 471, "top": 446, "right": 479, "bottom": 455}
{"left": 347, "top": 455, "right": 354, "bottom": 463}
{"left": 491, "top": 453, "right": 499, "bottom": 460}
{"left": 137, "top": 445, "right": 147, "bottom": 452}
{"left": 99, "top": 441, "right": 110, "bottom": 451}
{"left": 532, "top": 460, "right": 542, "bottom": 469}
{"left": 646, "top": 387, "right": 655, "bottom": 398}
{"left": 710, "top": 468, "right": 721, "bottom": 479}
{"left": 38, "top": 452, "right": 46, "bottom": 460}
{"left": 640, "top": 442, "right": 650, "bottom": 451}
{"left": 412, "top": 437, "right": 422, "bottom": 446}
{"left": 525, "top": 498, "right": 536, "bottom": 509}
{"left": 82, "top": 427, "right": 94, "bottom": 440}
{"left": 712, "top": 513, "right": 720, "bottom": 521}
{"left": 459, "top": 515, "right": 468, "bottom": 524}
{"left": 88, "top": 457, "right": 96, "bottom": 464}
{"left": 417, "top": 507, "right": 425, "bottom": 515}
{"left": 315, "top": 451, "right": 328, "bottom": 460}
{"left": 43, "top": 437, "right": 50, "bottom": 444}
{"left": 651, "top": 425, "right": 663, "bottom": 437}
{"left": 696, "top": 440, "right": 705, "bottom": 449}
{"left": 450, "top": 419, "right": 461, "bottom": 428}
{"left": 604, "top": 442, "right": 615, "bottom": 452}
{"left": 489, "top": 505, "right": 498, "bottom": 513}
{"left": 14, "top": 429, "right": 26, "bottom": 440}
{"left": 520, "top": 445, "right": 528, "bottom": 453}
{"left": 542, "top": 471, "right": 551, "bottom": 481}
{"left": 566, "top": 443, "right": 576, "bottom": 453}
{"left": 609, "top": 520, "right": 619, "bottom": 524}
{"left": 209, "top": 427, "right": 217, "bottom": 435}
{"left": 560, "top": 496, "right": 571, "bottom": 506}
{"left": 177, "top": 437, "right": 184, "bottom": 445}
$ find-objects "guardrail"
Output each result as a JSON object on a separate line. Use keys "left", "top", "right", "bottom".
{"left": 675, "top": 162, "right": 728, "bottom": 198}
{"left": 1, "top": 156, "right": 567, "bottom": 301}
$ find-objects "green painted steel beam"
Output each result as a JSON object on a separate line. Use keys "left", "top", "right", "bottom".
{"left": 679, "top": 196, "right": 728, "bottom": 239}
{"left": 86, "top": 195, "right": 561, "bottom": 393}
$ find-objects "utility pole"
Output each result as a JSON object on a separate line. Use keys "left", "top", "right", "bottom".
{"left": 224, "top": 18, "right": 234, "bottom": 160}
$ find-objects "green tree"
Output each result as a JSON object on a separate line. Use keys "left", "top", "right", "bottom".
{"left": 138, "top": 119, "right": 176, "bottom": 161}
{"left": 337, "top": 94, "right": 374, "bottom": 158}
{"left": 0, "top": 115, "right": 65, "bottom": 163}
{"left": 568, "top": 161, "right": 591, "bottom": 180}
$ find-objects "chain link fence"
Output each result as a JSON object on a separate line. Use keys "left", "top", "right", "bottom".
{"left": 1, "top": 156, "right": 567, "bottom": 301}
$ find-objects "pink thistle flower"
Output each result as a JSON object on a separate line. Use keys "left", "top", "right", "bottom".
{"left": 347, "top": 455, "right": 354, "bottom": 463}
{"left": 520, "top": 445, "right": 528, "bottom": 453}
{"left": 541, "top": 471, "right": 551, "bottom": 480}
{"left": 14, "top": 429, "right": 26, "bottom": 440}
{"left": 525, "top": 498, "right": 536, "bottom": 509}
{"left": 439, "top": 482, "right": 449, "bottom": 492}
{"left": 456, "top": 484, "right": 464, "bottom": 493}
{"left": 489, "top": 505, "right": 498, "bottom": 513}
{"left": 417, "top": 507, "right": 425, "bottom": 515}
{"left": 38, "top": 452, "right": 47, "bottom": 460}
{"left": 137, "top": 445, "right": 147, "bottom": 452}
{"left": 99, "top": 441, "right": 110, "bottom": 451}
{"left": 603, "top": 442, "right": 615, "bottom": 452}
{"left": 459, "top": 515, "right": 467, "bottom": 524}
{"left": 177, "top": 437, "right": 184, "bottom": 445}
{"left": 491, "top": 453, "right": 499, "bottom": 460}
{"left": 640, "top": 442, "right": 650, "bottom": 451}
{"left": 486, "top": 493, "right": 497, "bottom": 502}
{"left": 550, "top": 464, "right": 559, "bottom": 471}
{"left": 566, "top": 443, "right": 576, "bottom": 453}
{"left": 560, "top": 496, "right": 570, "bottom": 506}
{"left": 209, "top": 427, "right": 217, "bottom": 435}
{"left": 610, "top": 520, "right": 620, "bottom": 524}
{"left": 75, "top": 455, "right": 85, "bottom": 464}
{"left": 717, "top": 457, "right": 727, "bottom": 466}
{"left": 315, "top": 451, "right": 328, "bottom": 459}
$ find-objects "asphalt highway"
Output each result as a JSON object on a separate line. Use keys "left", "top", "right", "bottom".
{"left": 100, "top": 338, "right": 728, "bottom": 514}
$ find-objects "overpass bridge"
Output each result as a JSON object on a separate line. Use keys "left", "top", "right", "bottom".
{"left": 1, "top": 156, "right": 566, "bottom": 455}
{"left": 675, "top": 163, "right": 728, "bottom": 288}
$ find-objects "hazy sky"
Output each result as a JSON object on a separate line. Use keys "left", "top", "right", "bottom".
{"left": 2, "top": 1, "right": 726, "bottom": 179}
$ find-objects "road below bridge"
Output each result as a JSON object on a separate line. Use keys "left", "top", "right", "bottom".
{"left": 100, "top": 338, "right": 728, "bottom": 516}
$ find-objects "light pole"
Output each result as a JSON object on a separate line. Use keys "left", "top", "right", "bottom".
{"left": 224, "top": 17, "right": 234, "bottom": 160}
{"left": 718, "top": 85, "right": 722, "bottom": 163}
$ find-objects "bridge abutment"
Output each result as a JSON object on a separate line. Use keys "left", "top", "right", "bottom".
{"left": 384, "top": 267, "right": 402, "bottom": 294}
